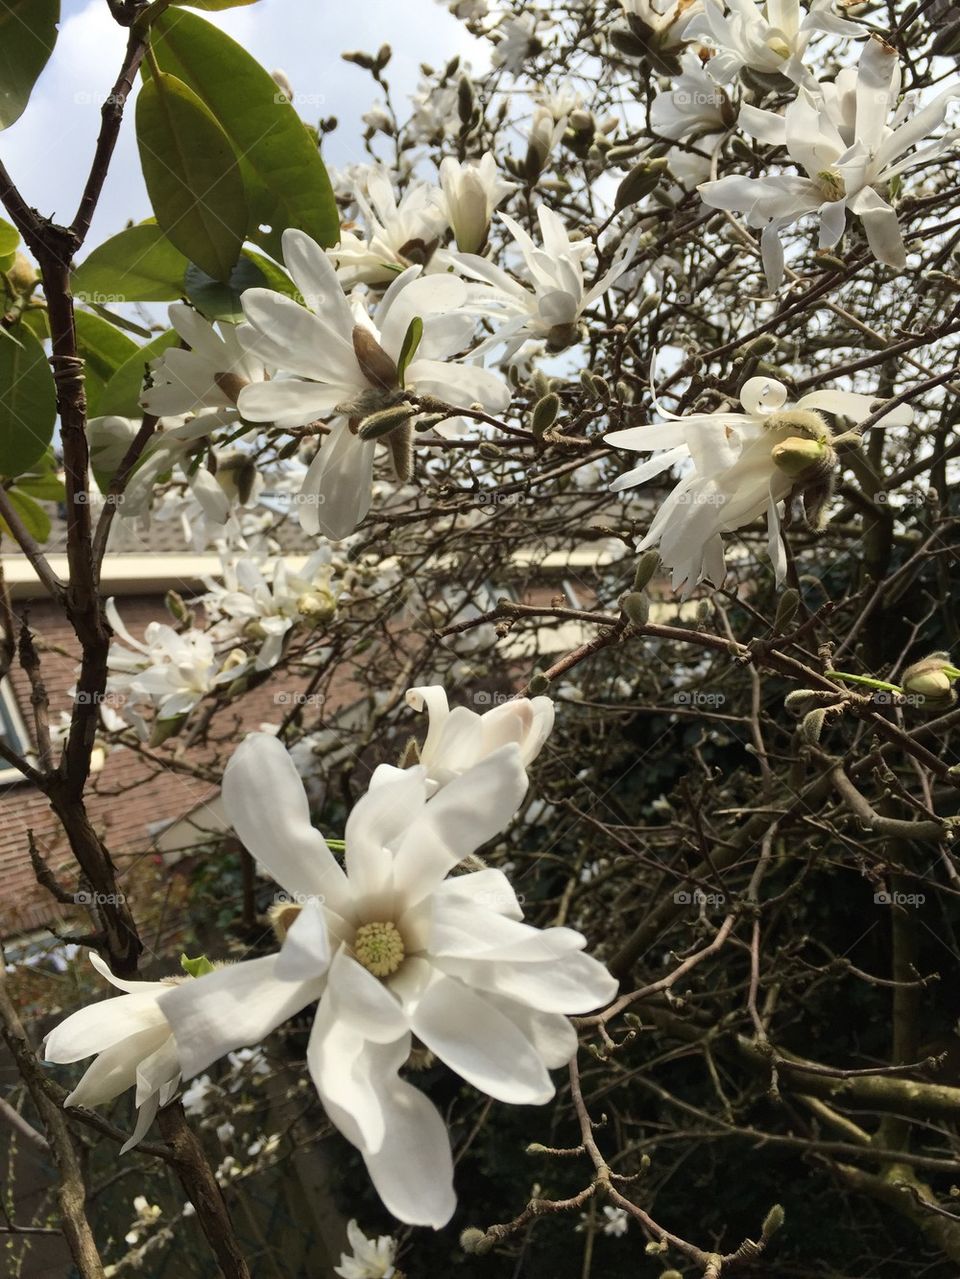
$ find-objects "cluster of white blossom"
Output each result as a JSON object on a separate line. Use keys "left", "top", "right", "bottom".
{"left": 45, "top": 688, "right": 616, "bottom": 1227}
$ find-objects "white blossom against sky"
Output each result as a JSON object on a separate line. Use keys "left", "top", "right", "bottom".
{"left": 1, "top": 0, "right": 486, "bottom": 248}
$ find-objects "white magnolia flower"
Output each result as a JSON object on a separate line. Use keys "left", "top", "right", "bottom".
{"left": 106, "top": 599, "right": 243, "bottom": 722}
{"left": 404, "top": 684, "right": 554, "bottom": 791}
{"left": 650, "top": 52, "right": 736, "bottom": 141}
{"left": 334, "top": 1220, "right": 397, "bottom": 1279}
{"left": 683, "top": 0, "right": 864, "bottom": 86}
{"left": 700, "top": 36, "right": 960, "bottom": 287}
{"left": 88, "top": 414, "right": 247, "bottom": 528}
{"left": 158, "top": 735, "right": 616, "bottom": 1227}
{"left": 237, "top": 229, "right": 509, "bottom": 539}
{"left": 492, "top": 14, "right": 541, "bottom": 73}
{"left": 328, "top": 169, "right": 448, "bottom": 286}
{"left": 44, "top": 952, "right": 181, "bottom": 1153}
{"left": 453, "top": 206, "right": 637, "bottom": 359}
{"left": 438, "top": 153, "right": 516, "bottom": 254}
{"left": 605, "top": 374, "right": 914, "bottom": 593}
{"left": 140, "top": 304, "right": 269, "bottom": 421}
{"left": 619, "top": 0, "right": 702, "bottom": 50}
{"left": 203, "top": 549, "right": 339, "bottom": 669}
{"left": 602, "top": 1206, "right": 630, "bottom": 1236}
{"left": 649, "top": 52, "right": 737, "bottom": 186}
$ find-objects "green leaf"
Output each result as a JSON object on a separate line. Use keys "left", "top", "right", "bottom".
{"left": 150, "top": 10, "right": 339, "bottom": 258}
{"left": 97, "top": 329, "right": 180, "bottom": 419}
{"left": 0, "top": 488, "right": 51, "bottom": 542}
{"left": 180, "top": 952, "right": 216, "bottom": 978}
{"left": 13, "top": 469, "right": 65, "bottom": 502}
{"left": 0, "top": 0, "right": 59, "bottom": 131}
{"left": 184, "top": 255, "right": 268, "bottom": 322}
{"left": 73, "top": 223, "right": 189, "bottom": 304}
{"left": 0, "top": 323, "right": 56, "bottom": 478}
{"left": 20, "top": 308, "right": 49, "bottom": 340}
{"left": 75, "top": 310, "right": 138, "bottom": 418}
{"left": 0, "top": 217, "right": 18, "bottom": 257}
{"left": 136, "top": 72, "right": 247, "bottom": 284}
{"left": 397, "top": 316, "right": 423, "bottom": 386}
{"left": 237, "top": 249, "right": 299, "bottom": 300}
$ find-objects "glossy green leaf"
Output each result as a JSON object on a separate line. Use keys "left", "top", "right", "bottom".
{"left": 1, "top": 488, "right": 51, "bottom": 542}
{"left": 97, "top": 329, "right": 180, "bottom": 419}
{"left": 0, "top": 217, "right": 18, "bottom": 257}
{"left": 20, "top": 308, "right": 50, "bottom": 340}
{"left": 0, "top": 324, "right": 57, "bottom": 478}
{"left": 151, "top": 10, "right": 339, "bottom": 258}
{"left": 136, "top": 72, "right": 247, "bottom": 284}
{"left": 184, "top": 256, "right": 268, "bottom": 322}
{"left": 75, "top": 310, "right": 138, "bottom": 418}
{"left": 73, "top": 223, "right": 189, "bottom": 304}
{"left": 0, "top": 0, "right": 59, "bottom": 131}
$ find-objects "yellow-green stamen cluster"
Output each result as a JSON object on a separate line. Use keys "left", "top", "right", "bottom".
{"left": 354, "top": 921, "right": 406, "bottom": 977}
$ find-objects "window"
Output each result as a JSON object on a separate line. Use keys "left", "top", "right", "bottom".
{"left": 0, "top": 680, "right": 32, "bottom": 786}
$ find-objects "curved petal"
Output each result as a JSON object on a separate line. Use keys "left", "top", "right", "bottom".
{"left": 158, "top": 954, "right": 324, "bottom": 1080}
{"left": 345, "top": 766, "right": 428, "bottom": 913}
{"left": 298, "top": 421, "right": 376, "bottom": 540}
{"left": 391, "top": 746, "right": 528, "bottom": 905}
{"left": 411, "top": 975, "right": 554, "bottom": 1104}
{"left": 44, "top": 992, "right": 167, "bottom": 1064}
{"left": 222, "top": 733, "right": 352, "bottom": 915}
{"left": 740, "top": 376, "right": 788, "bottom": 416}
{"left": 63, "top": 1024, "right": 168, "bottom": 1108}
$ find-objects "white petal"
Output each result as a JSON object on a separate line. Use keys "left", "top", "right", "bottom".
{"left": 298, "top": 421, "right": 376, "bottom": 540}
{"left": 391, "top": 746, "right": 527, "bottom": 905}
{"left": 276, "top": 898, "right": 332, "bottom": 981}
{"left": 411, "top": 975, "right": 554, "bottom": 1104}
{"left": 222, "top": 733, "right": 352, "bottom": 915}
{"left": 158, "top": 955, "right": 324, "bottom": 1079}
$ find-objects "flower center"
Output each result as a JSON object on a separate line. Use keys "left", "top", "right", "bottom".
{"left": 817, "top": 169, "right": 846, "bottom": 201}
{"left": 354, "top": 921, "right": 406, "bottom": 977}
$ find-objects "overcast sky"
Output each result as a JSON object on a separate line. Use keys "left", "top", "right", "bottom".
{"left": 1, "top": 0, "right": 487, "bottom": 253}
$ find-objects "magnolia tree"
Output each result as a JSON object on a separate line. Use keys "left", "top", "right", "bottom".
{"left": 2, "top": 0, "right": 960, "bottom": 1274}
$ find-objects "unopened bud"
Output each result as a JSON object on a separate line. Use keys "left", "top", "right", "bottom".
{"left": 532, "top": 393, "right": 560, "bottom": 436}
{"left": 529, "top": 671, "right": 551, "bottom": 695}
{"left": 633, "top": 549, "right": 660, "bottom": 591}
{"left": 800, "top": 707, "right": 827, "bottom": 746}
{"left": 773, "top": 588, "right": 800, "bottom": 633}
{"left": 771, "top": 435, "right": 831, "bottom": 480}
{"left": 615, "top": 163, "right": 661, "bottom": 210}
{"left": 621, "top": 590, "right": 650, "bottom": 626}
{"left": 460, "top": 1228, "right": 492, "bottom": 1255}
{"left": 357, "top": 403, "right": 416, "bottom": 440}
{"left": 762, "top": 1204, "right": 785, "bottom": 1239}
{"left": 902, "top": 653, "right": 960, "bottom": 705}
{"left": 149, "top": 714, "right": 185, "bottom": 747}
